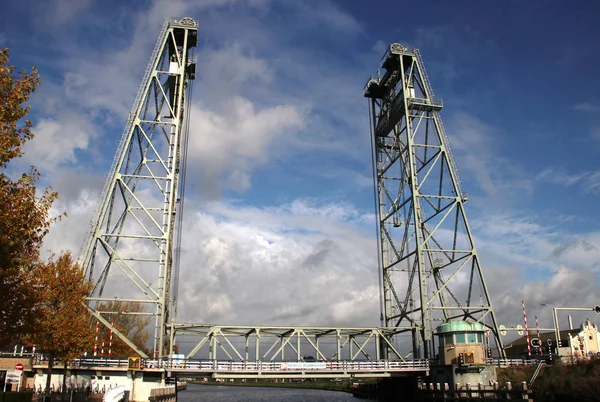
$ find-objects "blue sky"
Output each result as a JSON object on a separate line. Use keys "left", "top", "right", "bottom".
{"left": 2, "top": 0, "right": 600, "bottom": 342}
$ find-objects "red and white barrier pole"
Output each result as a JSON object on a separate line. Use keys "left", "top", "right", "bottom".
{"left": 108, "top": 320, "right": 114, "bottom": 357}
{"left": 522, "top": 300, "right": 531, "bottom": 357}
{"left": 93, "top": 320, "right": 99, "bottom": 357}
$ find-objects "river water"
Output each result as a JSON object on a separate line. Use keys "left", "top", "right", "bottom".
{"left": 178, "top": 383, "right": 355, "bottom": 401}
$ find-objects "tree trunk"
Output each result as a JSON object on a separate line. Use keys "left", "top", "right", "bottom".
{"left": 45, "top": 354, "right": 54, "bottom": 402}
{"left": 61, "top": 363, "right": 68, "bottom": 402}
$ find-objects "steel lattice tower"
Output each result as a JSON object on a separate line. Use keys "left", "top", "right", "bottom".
{"left": 80, "top": 17, "right": 198, "bottom": 358}
{"left": 364, "top": 44, "right": 504, "bottom": 359}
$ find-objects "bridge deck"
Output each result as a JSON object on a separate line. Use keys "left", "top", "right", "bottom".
{"left": 29, "top": 357, "right": 539, "bottom": 379}
{"left": 35, "top": 358, "right": 430, "bottom": 379}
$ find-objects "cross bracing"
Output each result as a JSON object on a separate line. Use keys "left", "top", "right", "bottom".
{"left": 80, "top": 17, "right": 198, "bottom": 359}
{"left": 364, "top": 43, "right": 504, "bottom": 359}
{"left": 168, "top": 324, "right": 409, "bottom": 362}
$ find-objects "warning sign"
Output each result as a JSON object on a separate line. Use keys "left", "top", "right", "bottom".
{"left": 128, "top": 357, "right": 141, "bottom": 370}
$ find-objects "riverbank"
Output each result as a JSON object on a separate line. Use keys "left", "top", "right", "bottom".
{"left": 498, "top": 359, "right": 600, "bottom": 402}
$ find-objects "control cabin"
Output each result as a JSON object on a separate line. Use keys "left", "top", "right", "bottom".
{"left": 437, "top": 321, "right": 487, "bottom": 366}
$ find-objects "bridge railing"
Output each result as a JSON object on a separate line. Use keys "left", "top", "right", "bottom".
{"left": 0, "top": 352, "right": 35, "bottom": 357}
{"left": 62, "top": 358, "right": 430, "bottom": 372}
{"left": 158, "top": 359, "right": 430, "bottom": 372}
{"left": 157, "top": 359, "right": 430, "bottom": 372}
{"left": 486, "top": 358, "right": 539, "bottom": 367}
{"left": 32, "top": 356, "right": 542, "bottom": 371}
{"left": 71, "top": 358, "right": 130, "bottom": 368}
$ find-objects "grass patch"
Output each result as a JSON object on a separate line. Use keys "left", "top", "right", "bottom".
{"left": 499, "top": 359, "right": 600, "bottom": 402}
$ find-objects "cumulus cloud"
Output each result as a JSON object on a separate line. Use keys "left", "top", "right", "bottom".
{"left": 187, "top": 97, "right": 305, "bottom": 195}
{"left": 488, "top": 263, "right": 600, "bottom": 343}
{"left": 41, "top": 183, "right": 102, "bottom": 259}
{"left": 173, "top": 199, "right": 380, "bottom": 327}
{"left": 23, "top": 113, "right": 96, "bottom": 173}
{"left": 198, "top": 43, "right": 273, "bottom": 101}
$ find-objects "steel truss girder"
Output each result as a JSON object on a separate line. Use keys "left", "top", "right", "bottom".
{"left": 168, "top": 324, "right": 412, "bottom": 362}
{"left": 80, "top": 17, "right": 198, "bottom": 359}
{"left": 365, "top": 43, "right": 504, "bottom": 359}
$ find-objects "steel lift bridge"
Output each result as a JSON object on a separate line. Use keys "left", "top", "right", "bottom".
{"left": 79, "top": 18, "right": 503, "bottom": 378}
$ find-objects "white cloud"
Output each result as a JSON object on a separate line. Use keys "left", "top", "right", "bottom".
{"left": 40, "top": 0, "right": 92, "bottom": 27}
{"left": 471, "top": 209, "right": 600, "bottom": 273}
{"left": 188, "top": 97, "right": 305, "bottom": 195}
{"left": 536, "top": 168, "right": 589, "bottom": 187}
{"left": 42, "top": 185, "right": 101, "bottom": 259}
{"left": 174, "top": 199, "right": 379, "bottom": 326}
{"left": 549, "top": 236, "right": 600, "bottom": 270}
{"left": 199, "top": 43, "right": 273, "bottom": 100}
{"left": 489, "top": 264, "right": 600, "bottom": 341}
{"left": 24, "top": 114, "right": 96, "bottom": 172}
{"left": 572, "top": 102, "right": 600, "bottom": 113}
{"left": 536, "top": 167, "right": 600, "bottom": 194}
{"left": 309, "top": 2, "right": 363, "bottom": 34}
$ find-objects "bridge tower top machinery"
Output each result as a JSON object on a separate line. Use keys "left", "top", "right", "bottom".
{"left": 364, "top": 43, "right": 504, "bottom": 359}
{"left": 80, "top": 17, "right": 198, "bottom": 359}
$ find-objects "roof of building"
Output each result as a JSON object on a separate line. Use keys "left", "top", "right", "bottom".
{"left": 436, "top": 321, "right": 485, "bottom": 333}
{"left": 505, "top": 329, "right": 580, "bottom": 350}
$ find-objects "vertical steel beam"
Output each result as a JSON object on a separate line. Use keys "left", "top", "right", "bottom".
{"left": 245, "top": 336, "right": 249, "bottom": 361}
{"left": 255, "top": 330, "right": 260, "bottom": 362}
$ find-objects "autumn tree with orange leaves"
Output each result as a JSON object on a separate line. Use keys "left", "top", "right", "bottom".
{"left": 0, "top": 47, "right": 53, "bottom": 347}
{"left": 1, "top": 49, "right": 95, "bottom": 395}
{"left": 29, "top": 252, "right": 95, "bottom": 396}
{"left": 96, "top": 301, "right": 152, "bottom": 357}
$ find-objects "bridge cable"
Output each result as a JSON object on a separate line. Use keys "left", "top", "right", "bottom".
{"left": 172, "top": 48, "right": 195, "bottom": 320}
{"left": 368, "top": 99, "right": 385, "bottom": 328}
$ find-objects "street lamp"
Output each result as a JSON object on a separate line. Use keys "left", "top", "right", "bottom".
{"left": 540, "top": 304, "right": 600, "bottom": 354}
{"left": 540, "top": 304, "right": 560, "bottom": 350}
